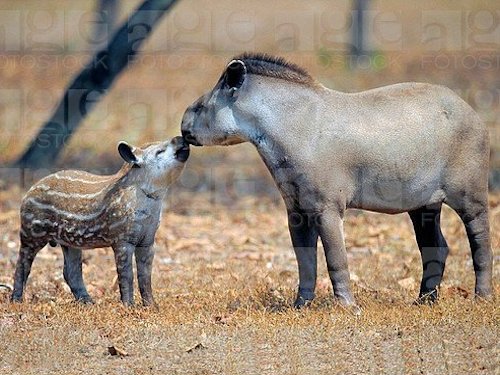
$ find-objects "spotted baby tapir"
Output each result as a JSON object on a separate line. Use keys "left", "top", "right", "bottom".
{"left": 11, "top": 136, "right": 190, "bottom": 306}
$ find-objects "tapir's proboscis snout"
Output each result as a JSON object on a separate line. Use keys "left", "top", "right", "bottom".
{"left": 181, "top": 129, "right": 202, "bottom": 147}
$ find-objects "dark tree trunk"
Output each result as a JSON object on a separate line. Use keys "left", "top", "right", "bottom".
{"left": 350, "top": 0, "right": 368, "bottom": 57}
{"left": 15, "top": 0, "right": 179, "bottom": 169}
{"left": 94, "top": 0, "right": 119, "bottom": 49}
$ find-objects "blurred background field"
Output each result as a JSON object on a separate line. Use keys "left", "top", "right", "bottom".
{"left": 0, "top": 1, "right": 499, "bottom": 374}
{"left": 0, "top": 0, "right": 498, "bottom": 177}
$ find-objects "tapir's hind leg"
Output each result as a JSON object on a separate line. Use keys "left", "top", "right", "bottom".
{"left": 408, "top": 205, "right": 449, "bottom": 303}
{"left": 11, "top": 238, "right": 46, "bottom": 302}
{"left": 445, "top": 195, "right": 493, "bottom": 298}
{"left": 62, "top": 246, "right": 93, "bottom": 304}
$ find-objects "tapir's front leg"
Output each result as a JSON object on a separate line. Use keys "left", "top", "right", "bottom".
{"left": 288, "top": 210, "right": 319, "bottom": 308}
{"left": 113, "top": 242, "right": 135, "bottom": 306}
{"left": 135, "top": 244, "right": 155, "bottom": 306}
{"left": 62, "top": 246, "right": 93, "bottom": 304}
{"left": 317, "top": 210, "right": 356, "bottom": 307}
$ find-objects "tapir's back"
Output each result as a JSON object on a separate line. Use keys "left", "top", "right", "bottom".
{"left": 22, "top": 170, "right": 117, "bottom": 217}
{"left": 321, "top": 82, "right": 487, "bottom": 169}
{"left": 20, "top": 168, "right": 135, "bottom": 248}
{"left": 337, "top": 82, "right": 483, "bottom": 142}
{"left": 317, "top": 82, "right": 489, "bottom": 212}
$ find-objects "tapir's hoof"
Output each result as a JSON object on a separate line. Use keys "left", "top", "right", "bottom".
{"left": 294, "top": 288, "right": 315, "bottom": 309}
{"left": 347, "top": 304, "right": 362, "bottom": 316}
{"left": 141, "top": 296, "right": 158, "bottom": 309}
{"left": 474, "top": 292, "right": 493, "bottom": 302}
{"left": 293, "top": 296, "right": 313, "bottom": 309}
{"left": 76, "top": 296, "right": 94, "bottom": 305}
{"left": 334, "top": 296, "right": 361, "bottom": 315}
{"left": 414, "top": 290, "right": 438, "bottom": 305}
{"left": 10, "top": 294, "right": 23, "bottom": 303}
{"left": 121, "top": 300, "right": 135, "bottom": 308}
{"left": 474, "top": 286, "right": 493, "bottom": 300}
{"left": 143, "top": 302, "right": 159, "bottom": 312}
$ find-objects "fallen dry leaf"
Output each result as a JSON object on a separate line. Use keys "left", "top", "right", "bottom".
{"left": 444, "top": 286, "right": 470, "bottom": 299}
{"left": 169, "top": 238, "right": 211, "bottom": 252}
{"left": 353, "top": 237, "right": 369, "bottom": 247}
{"left": 214, "top": 315, "right": 231, "bottom": 325}
{"left": 108, "top": 345, "right": 128, "bottom": 357}
{"left": 0, "top": 318, "right": 15, "bottom": 327}
{"left": 186, "top": 343, "right": 206, "bottom": 353}
{"left": 398, "top": 277, "right": 416, "bottom": 290}
{"left": 232, "top": 251, "right": 260, "bottom": 260}
{"left": 207, "top": 262, "right": 226, "bottom": 270}
{"left": 232, "top": 235, "right": 249, "bottom": 246}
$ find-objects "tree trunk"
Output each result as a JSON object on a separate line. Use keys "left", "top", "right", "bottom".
{"left": 94, "top": 0, "right": 119, "bottom": 49}
{"left": 350, "top": 0, "right": 368, "bottom": 57}
{"left": 15, "top": 0, "right": 179, "bottom": 169}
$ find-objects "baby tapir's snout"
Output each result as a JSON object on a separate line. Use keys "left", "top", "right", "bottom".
{"left": 172, "top": 136, "right": 190, "bottom": 162}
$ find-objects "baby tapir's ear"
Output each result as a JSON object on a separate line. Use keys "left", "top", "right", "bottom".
{"left": 118, "top": 141, "right": 142, "bottom": 165}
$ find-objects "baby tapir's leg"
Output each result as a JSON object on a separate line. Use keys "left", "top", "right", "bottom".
{"left": 113, "top": 242, "right": 135, "bottom": 306}
{"left": 61, "top": 246, "right": 93, "bottom": 304}
{"left": 135, "top": 245, "right": 155, "bottom": 306}
{"left": 11, "top": 238, "right": 46, "bottom": 302}
{"left": 408, "top": 205, "right": 449, "bottom": 303}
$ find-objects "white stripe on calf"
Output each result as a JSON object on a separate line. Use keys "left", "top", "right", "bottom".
{"left": 33, "top": 184, "right": 109, "bottom": 199}
{"left": 25, "top": 197, "right": 109, "bottom": 221}
{"left": 53, "top": 173, "right": 115, "bottom": 184}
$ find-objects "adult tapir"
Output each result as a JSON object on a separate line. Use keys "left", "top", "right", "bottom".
{"left": 181, "top": 53, "right": 492, "bottom": 308}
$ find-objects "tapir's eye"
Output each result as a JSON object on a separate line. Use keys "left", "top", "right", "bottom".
{"left": 155, "top": 149, "right": 165, "bottom": 157}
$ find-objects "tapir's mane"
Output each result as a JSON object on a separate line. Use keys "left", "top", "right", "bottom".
{"left": 233, "top": 52, "right": 317, "bottom": 86}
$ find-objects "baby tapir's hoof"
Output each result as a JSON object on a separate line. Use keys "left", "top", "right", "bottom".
{"left": 10, "top": 293, "right": 23, "bottom": 303}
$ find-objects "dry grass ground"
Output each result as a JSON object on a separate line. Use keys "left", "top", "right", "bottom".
{"left": 0, "top": 1, "right": 498, "bottom": 373}
{"left": 0, "top": 185, "right": 498, "bottom": 374}
{"left": 0, "top": 0, "right": 499, "bottom": 168}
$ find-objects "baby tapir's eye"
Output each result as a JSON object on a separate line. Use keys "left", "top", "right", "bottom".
{"left": 155, "top": 149, "right": 165, "bottom": 157}
{"left": 194, "top": 101, "right": 204, "bottom": 112}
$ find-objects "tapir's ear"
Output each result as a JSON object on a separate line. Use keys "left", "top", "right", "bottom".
{"left": 225, "top": 59, "right": 246, "bottom": 91}
{"left": 118, "top": 141, "right": 141, "bottom": 165}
